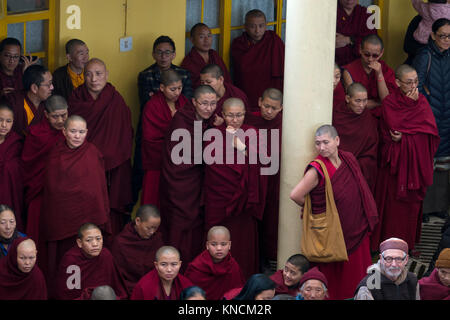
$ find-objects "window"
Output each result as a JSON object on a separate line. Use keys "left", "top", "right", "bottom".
{"left": 0, "top": 0, "right": 55, "bottom": 70}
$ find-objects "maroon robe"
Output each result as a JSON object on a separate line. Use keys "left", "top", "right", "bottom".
{"left": 216, "top": 82, "right": 249, "bottom": 116}
{"left": 111, "top": 222, "right": 164, "bottom": 296}
{"left": 203, "top": 124, "right": 266, "bottom": 278}
{"left": 332, "top": 100, "right": 379, "bottom": 191}
{"left": 130, "top": 268, "right": 193, "bottom": 300}
{"left": 141, "top": 91, "right": 188, "bottom": 207}
{"left": 68, "top": 83, "right": 133, "bottom": 235}
{"left": 0, "top": 131, "right": 24, "bottom": 230}
{"left": 159, "top": 103, "right": 212, "bottom": 266}
{"left": 270, "top": 269, "right": 300, "bottom": 296}
{"left": 231, "top": 31, "right": 284, "bottom": 112}
{"left": 22, "top": 117, "right": 64, "bottom": 245}
{"left": 0, "top": 66, "right": 23, "bottom": 96}
{"left": 419, "top": 268, "right": 450, "bottom": 300}
{"left": 333, "top": 81, "right": 346, "bottom": 108}
{"left": 181, "top": 48, "right": 232, "bottom": 88}
{"left": 372, "top": 88, "right": 440, "bottom": 251}
{"left": 184, "top": 250, "right": 245, "bottom": 300}
{"left": 335, "top": 3, "right": 378, "bottom": 66}
{"left": 343, "top": 59, "right": 396, "bottom": 118}
{"left": 245, "top": 111, "right": 282, "bottom": 261}
{"left": 0, "top": 237, "right": 47, "bottom": 300}
{"left": 56, "top": 246, "right": 127, "bottom": 300}
{"left": 5, "top": 90, "right": 45, "bottom": 136}
{"left": 308, "top": 151, "right": 378, "bottom": 300}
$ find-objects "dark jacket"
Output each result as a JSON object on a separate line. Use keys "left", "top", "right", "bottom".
{"left": 413, "top": 39, "right": 450, "bottom": 158}
{"left": 52, "top": 64, "right": 74, "bottom": 100}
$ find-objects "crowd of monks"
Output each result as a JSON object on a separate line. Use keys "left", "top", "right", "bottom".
{"left": 0, "top": 2, "right": 448, "bottom": 301}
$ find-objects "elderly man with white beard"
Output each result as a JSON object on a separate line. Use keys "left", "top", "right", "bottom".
{"left": 354, "top": 238, "right": 420, "bottom": 300}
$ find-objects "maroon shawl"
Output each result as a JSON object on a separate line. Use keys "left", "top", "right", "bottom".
{"left": 231, "top": 31, "right": 284, "bottom": 111}
{"left": 308, "top": 150, "right": 378, "bottom": 254}
{"left": 270, "top": 269, "right": 300, "bottom": 296}
{"left": 5, "top": 90, "right": 45, "bottom": 136}
{"left": 379, "top": 88, "right": 440, "bottom": 201}
{"left": 332, "top": 100, "right": 379, "bottom": 190}
{"left": 0, "top": 131, "right": 24, "bottom": 230}
{"left": 56, "top": 246, "right": 127, "bottom": 300}
{"left": 130, "top": 268, "right": 193, "bottom": 300}
{"left": 68, "top": 83, "right": 133, "bottom": 171}
{"left": 142, "top": 91, "right": 188, "bottom": 171}
{"left": 419, "top": 268, "right": 450, "bottom": 300}
{"left": 216, "top": 82, "right": 250, "bottom": 116}
{"left": 0, "top": 66, "right": 23, "bottom": 95}
{"left": 41, "top": 140, "right": 110, "bottom": 242}
{"left": 111, "top": 222, "right": 164, "bottom": 296}
{"left": 181, "top": 48, "right": 232, "bottom": 88}
{"left": 335, "top": 4, "right": 377, "bottom": 66}
{"left": 0, "top": 237, "right": 47, "bottom": 300}
{"left": 184, "top": 250, "right": 245, "bottom": 300}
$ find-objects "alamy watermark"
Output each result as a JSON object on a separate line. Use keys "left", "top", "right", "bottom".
{"left": 366, "top": 5, "right": 381, "bottom": 30}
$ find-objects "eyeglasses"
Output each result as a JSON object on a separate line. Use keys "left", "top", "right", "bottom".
{"left": 398, "top": 78, "right": 419, "bottom": 86}
{"left": 362, "top": 52, "right": 380, "bottom": 59}
{"left": 154, "top": 50, "right": 174, "bottom": 57}
{"left": 382, "top": 254, "right": 407, "bottom": 263}
{"left": 196, "top": 100, "right": 216, "bottom": 108}
{"left": 2, "top": 53, "right": 20, "bottom": 61}
{"left": 224, "top": 113, "right": 245, "bottom": 119}
{"left": 39, "top": 81, "right": 53, "bottom": 88}
{"left": 436, "top": 33, "right": 450, "bottom": 40}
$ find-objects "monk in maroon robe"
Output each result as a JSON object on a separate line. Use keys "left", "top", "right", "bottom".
{"left": 335, "top": 0, "right": 378, "bottom": 67}
{"left": 270, "top": 254, "right": 310, "bottom": 297}
{"left": 141, "top": 70, "right": 188, "bottom": 207}
{"left": 290, "top": 125, "right": 378, "bottom": 300}
{"left": 5, "top": 64, "right": 53, "bottom": 137}
{"left": 22, "top": 95, "right": 67, "bottom": 245}
{"left": 419, "top": 248, "right": 450, "bottom": 300}
{"left": 131, "top": 246, "right": 193, "bottom": 300}
{"left": 371, "top": 65, "right": 440, "bottom": 252}
{"left": 159, "top": 85, "right": 218, "bottom": 266}
{"left": 245, "top": 88, "right": 283, "bottom": 265}
{"left": 342, "top": 34, "right": 396, "bottom": 116}
{"left": 332, "top": 83, "right": 378, "bottom": 191}
{"left": 0, "top": 237, "right": 47, "bottom": 300}
{"left": 184, "top": 226, "right": 245, "bottom": 300}
{"left": 181, "top": 23, "right": 231, "bottom": 88}
{"left": 199, "top": 63, "right": 249, "bottom": 121}
{"left": 333, "top": 63, "right": 346, "bottom": 108}
{"left": 68, "top": 58, "right": 133, "bottom": 236}
{"left": 40, "top": 115, "right": 111, "bottom": 296}
{"left": 111, "top": 204, "right": 164, "bottom": 296}
{"left": 0, "top": 104, "right": 24, "bottom": 230}
{"left": 56, "top": 223, "right": 127, "bottom": 300}
{"left": 203, "top": 98, "right": 266, "bottom": 278}
{"left": 231, "top": 9, "right": 284, "bottom": 111}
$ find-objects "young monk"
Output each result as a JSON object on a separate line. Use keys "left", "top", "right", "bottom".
{"left": 141, "top": 69, "right": 188, "bottom": 207}
{"left": 199, "top": 63, "right": 249, "bottom": 121}
{"left": 0, "top": 237, "right": 47, "bottom": 300}
{"left": 181, "top": 23, "right": 231, "bottom": 88}
{"left": 270, "top": 254, "right": 310, "bottom": 297}
{"left": 111, "top": 204, "right": 164, "bottom": 296}
{"left": 40, "top": 115, "right": 110, "bottom": 293}
{"left": 203, "top": 97, "right": 266, "bottom": 278}
{"left": 55, "top": 223, "right": 127, "bottom": 300}
{"left": 0, "top": 103, "right": 24, "bottom": 230}
{"left": 131, "top": 246, "right": 193, "bottom": 300}
{"left": 184, "top": 226, "right": 245, "bottom": 300}
{"left": 231, "top": 9, "right": 284, "bottom": 111}
{"left": 22, "top": 95, "right": 68, "bottom": 245}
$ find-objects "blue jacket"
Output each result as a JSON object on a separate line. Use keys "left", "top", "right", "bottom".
{"left": 413, "top": 39, "right": 450, "bottom": 157}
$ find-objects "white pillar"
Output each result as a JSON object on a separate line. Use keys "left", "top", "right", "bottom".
{"left": 277, "top": 0, "right": 337, "bottom": 267}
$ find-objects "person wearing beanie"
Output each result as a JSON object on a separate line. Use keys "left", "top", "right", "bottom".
{"left": 419, "top": 248, "right": 450, "bottom": 300}
{"left": 295, "top": 267, "right": 328, "bottom": 300}
{"left": 354, "top": 237, "right": 420, "bottom": 300}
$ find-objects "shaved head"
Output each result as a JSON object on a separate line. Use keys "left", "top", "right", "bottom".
{"left": 77, "top": 222, "right": 101, "bottom": 240}
{"left": 395, "top": 64, "right": 416, "bottom": 80}
{"left": 155, "top": 246, "right": 180, "bottom": 262}
{"left": 45, "top": 95, "right": 68, "bottom": 113}
{"left": 222, "top": 97, "right": 245, "bottom": 113}
{"left": 193, "top": 84, "right": 217, "bottom": 100}
{"left": 84, "top": 57, "right": 106, "bottom": 71}
{"left": 261, "top": 88, "right": 283, "bottom": 104}
{"left": 346, "top": 82, "right": 367, "bottom": 97}
{"left": 315, "top": 124, "right": 338, "bottom": 138}
{"left": 361, "top": 34, "right": 384, "bottom": 50}
{"left": 200, "top": 64, "right": 224, "bottom": 79}
{"left": 245, "top": 9, "right": 267, "bottom": 24}
{"left": 207, "top": 226, "right": 231, "bottom": 241}
{"left": 17, "top": 238, "right": 36, "bottom": 252}
{"left": 64, "top": 114, "right": 87, "bottom": 129}
{"left": 135, "top": 204, "right": 161, "bottom": 221}
{"left": 91, "top": 285, "right": 116, "bottom": 300}
{"left": 160, "top": 69, "right": 182, "bottom": 86}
